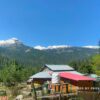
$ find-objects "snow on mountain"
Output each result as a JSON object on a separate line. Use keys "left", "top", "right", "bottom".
{"left": 0, "top": 38, "right": 99, "bottom": 50}
{"left": 34, "top": 45, "right": 71, "bottom": 50}
{"left": 34, "top": 45, "right": 100, "bottom": 50}
{"left": 34, "top": 45, "right": 46, "bottom": 50}
{"left": 25, "top": 49, "right": 31, "bottom": 53}
{"left": 47, "top": 45, "right": 71, "bottom": 49}
{"left": 0, "top": 38, "right": 22, "bottom": 46}
{"left": 83, "top": 45, "right": 99, "bottom": 49}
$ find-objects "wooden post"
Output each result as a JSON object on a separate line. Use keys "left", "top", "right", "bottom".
{"left": 59, "top": 93, "right": 61, "bottom": 100}
{"left": 33, "top": 82, "right": 37, "bottom": 100}
{"left": 66, "top": 83, "right": 68, "bottom": 93}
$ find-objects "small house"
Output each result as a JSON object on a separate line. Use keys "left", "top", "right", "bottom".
{"left": 29, "top": 64, "right": 95, "bottom": 94}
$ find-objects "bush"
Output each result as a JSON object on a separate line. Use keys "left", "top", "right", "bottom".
{"left": 10, "top": 86, "right": 20, "bottom": 96}
{"left": 78, "top": 91, "right": 100, "bottom": 100}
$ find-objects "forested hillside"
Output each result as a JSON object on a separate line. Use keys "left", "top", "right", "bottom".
{"left": 0, "top": 42, "right": 98, "bottom": 68}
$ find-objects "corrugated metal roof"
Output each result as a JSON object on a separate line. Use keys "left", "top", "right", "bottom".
{"left": 88, "top": 74, "right": 100, "bottom": 82}
{"left": 53, "top": 71, "right": 83, "bottom": 75}
{"left": 45, "top": 64, "right": 74, "bottom": 71}
{"left": 30, "top": 72, "right": 52, "bottom": 79}
{"left": 66, "top": 71, "right": 83, "bottom": 75}
{"left": 89, "top": 74, "right": 98, "bottom": 78}
{"left": 27, "top": 78, "right": 33, "bottom": 82}
{"left": 60, "top": 72, "right": 96, "bottom": 81}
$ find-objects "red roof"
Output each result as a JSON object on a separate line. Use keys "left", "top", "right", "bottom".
{"left": 59, "top": 72, "right": 95, "bottom": 81}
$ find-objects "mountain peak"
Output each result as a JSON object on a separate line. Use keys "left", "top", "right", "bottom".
{"left": 0, "top": 38, "right": 22, "bottom": 46}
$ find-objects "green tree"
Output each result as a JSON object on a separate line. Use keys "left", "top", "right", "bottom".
{"left": 91, "top": 54, "right": 100, "bottom": 75}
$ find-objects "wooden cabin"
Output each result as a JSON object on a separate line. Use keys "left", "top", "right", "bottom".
{"left": 30, "top": 64, "right": 95, "bottom": 94}
{"left": 59, "top": 72, "right": 95, "bottom": 93}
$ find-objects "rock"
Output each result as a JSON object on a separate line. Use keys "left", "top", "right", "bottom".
{"left": 21, "top": 91, "right": 31, "bottom": 96}
{"left": 15, "top": 95, "right": 23, "bottom": 100}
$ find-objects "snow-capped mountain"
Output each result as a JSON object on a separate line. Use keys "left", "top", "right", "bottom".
{"left": 0, "top": 38, "right": 22, "bottom": 46}
{"left": 0, "top": 38, "right": 99, "bottom": 50}
{"left": 34, "top": 45, "right": 100, "bottom": 50}
{"left": 34, "top": 45, "right": 71, "bottom": 50}
{"left": 83, "top": 46, "right": 99, "bottom": 49}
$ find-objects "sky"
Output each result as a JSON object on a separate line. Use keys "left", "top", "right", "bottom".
{"left": 0, "top": 0, "right": 100, "bottom": 47}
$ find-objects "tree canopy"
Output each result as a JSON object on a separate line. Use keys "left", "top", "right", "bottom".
{"left": 0, "top": 56, "right": 39, "bottom": 86}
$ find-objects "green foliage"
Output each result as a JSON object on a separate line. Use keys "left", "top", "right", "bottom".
{"left": 69, "top": 60, "right": 79, "bottom": 70}
{"left": 78, "top": 63, "right": 93, "bottom": 74}
{"left": 0, "top": 56, "right": 39, "bottom": 86}
{"left": 91, "top": 54, "right": 100, "bottom": 75}
{"left": 10, "top": 86, "right": 20, "bottom": 96}
{"left": 69, "top": 54, "right": 100, "bottom": 75}
{"left": 69, "top": 59, "right": 94, "bottom": 74}
{"left": 78, "top": 92, "right": 100, "bottom": 100}
{"left": 79, "top": 60, "right": 94, "bottom": 74}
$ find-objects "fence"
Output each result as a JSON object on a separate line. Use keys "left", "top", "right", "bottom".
{"left": 78, "top": 87, "right": 100, "bottom": 92}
